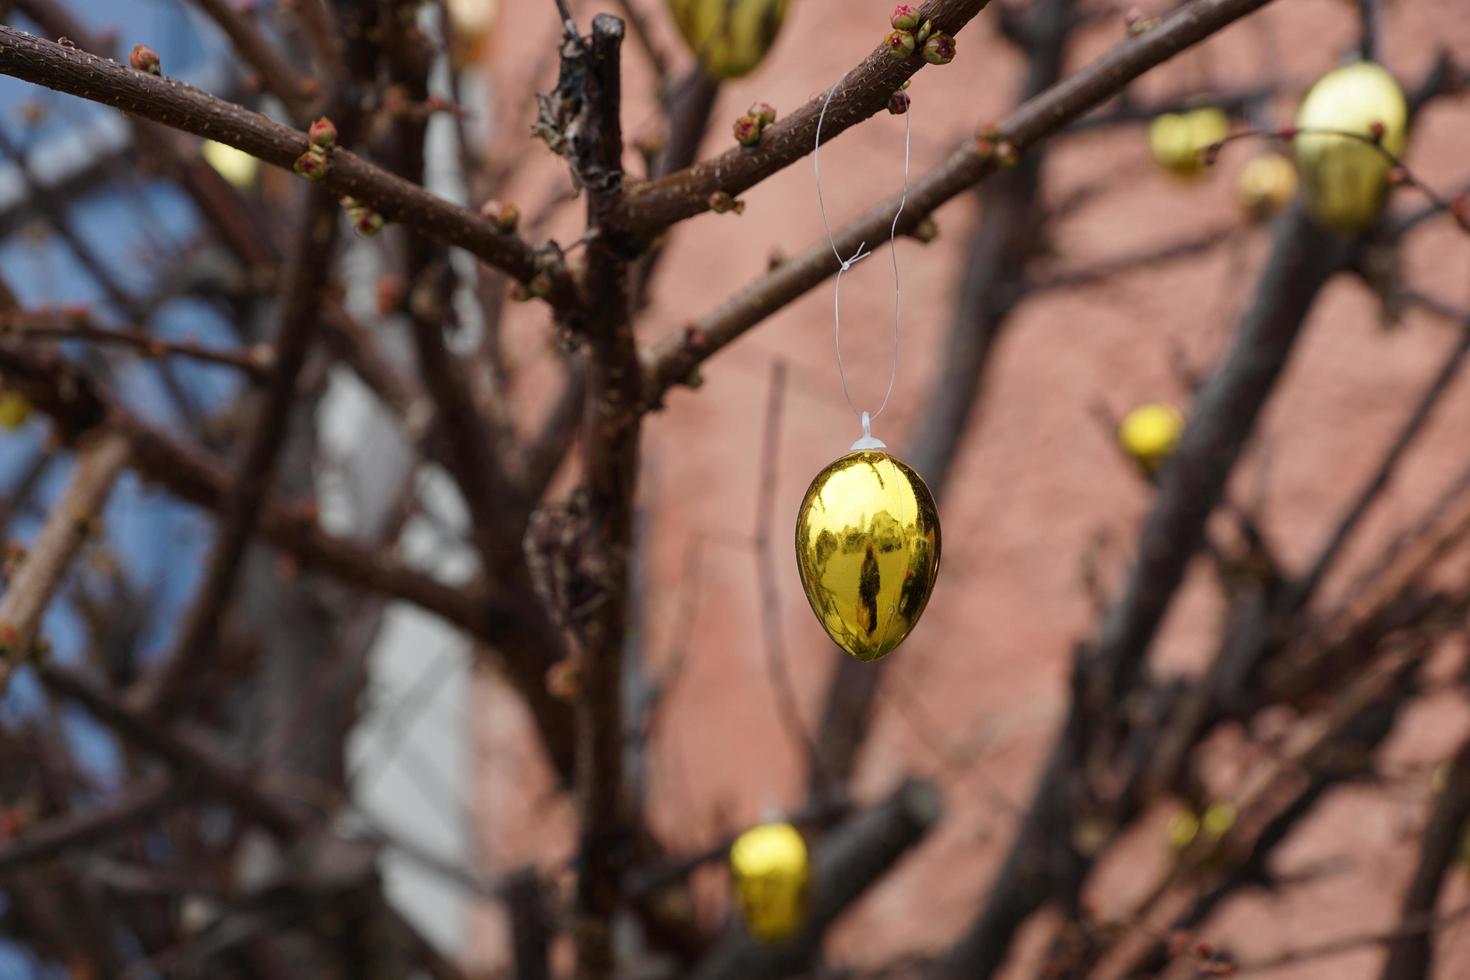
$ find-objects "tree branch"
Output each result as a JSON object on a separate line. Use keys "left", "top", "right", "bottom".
{"left": 135, "top": 187, "right": 340, "bottom": 715}
{"left": 1380, "top": 736, "right": 1470, "bottom": 979}
{"left": 0, "top": 430, "right": 130, "bottom": 696}
{"left": 642, "top": 0, "right": 1282, "bottom": 406}
{"left": 623, "top": 0, "right": 995, "bottom": 236}
{"left": 0, "top": 25, "right": 574, "bottom": 306}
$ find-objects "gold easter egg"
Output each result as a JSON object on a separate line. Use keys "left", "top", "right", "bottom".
{"left": 0, "top": 391, "right": 32, "bottom": 429}
{"left": 1147, "top": 107, "right": 1229, "bottom": 178}
{"left": 1119, "top": 403, "right": 1183, "bottom": 473}
{"left": 730, "top": 822, "right": 809, "bottom": 942}
{"left": 795, "top": 450, "right": 940, "bottom": 662}
{"left": 1294, "top": 61, "right": 1407, "bottom": 232}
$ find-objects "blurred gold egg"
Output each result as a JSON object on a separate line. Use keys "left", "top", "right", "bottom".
{"left": 0, "top": 390, "right": 32, "bottom": 429}
{"left": 1119, "top": 403, "right": 1182, "bottom": 472}
{"left": 795, "top": 450, "right": 940, "bottom": 662}
{"left": 1147, "top": 107, "right": 1229, "bottom": 178}
{"left": 1237, "top": 152, "right": 1298, "bottom": 219}
{"left": 448, "top": 0, "right": 498, "bottom": 68}
{"left": 730, "top": 822, "right": 809, "bottom": 942}
{"left": 667, "top": 0, "right": 789, "bottom": 79}
{"left": 201, "top": 140, "right": 259, "bottom": 190}
{"left": 1294, "top": 61, "right": 1406, "bottom": 232}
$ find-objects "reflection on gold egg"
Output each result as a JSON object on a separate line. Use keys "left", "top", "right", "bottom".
{"left": 795, "top": 450, "right": 940, "bottom": 662}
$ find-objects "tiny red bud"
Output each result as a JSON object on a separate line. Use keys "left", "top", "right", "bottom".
{"left": 1451, "top": 193, "right": 1470, "bottom": 232}
{"left": 888, "top": 90, "right": 911, "bottom": 115}
{"left": 747, "top": 101, "right": 777, "bottom": 126}
{"left": 708, "top": 190, "right": 744, "bottom": 214}
{"left": 308, "top": 116, "right": 338, "bottom": 149}
{"left": 129, "top": 44, "right": 161, "bottom": 75}
{"left": 479, "top": 199, "right": 520, "bottom": 233}
{"left": 354, "top": 209, "right": 385, "bottom": 237}
{"left": 890, "top": 4, "right": 921, "bottom": 31}
{"left": 1368, "top": 120, "right": 1385, "bottom": 142}
{"left": 683, "top": 325, "right": 707, "bottom": 348}
{"left": 293, "top": 146, "right": 329, "bottom": 180}
{"left": 922, "top": 32, "right": 956, "bottom": 65}
{"left": 1277, "top": 125, "right": 1297, "bottom": 140}
{"left": 885, "top": 29, "right": 916, "bottom": 59}
{"left": 733, "top": 114, "right": 763, "bottom": 147}
{"left": 375, "top": 275, "right": 405, "bottom": 315}
{"left": 911, "top": 216, "right": 939, "bottom": 243}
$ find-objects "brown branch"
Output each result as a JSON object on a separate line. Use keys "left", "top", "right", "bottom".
{"left": 135, "top": 187, "right": 341, "bottom": 715}
{"left": 941, "top": 201, "right": 1352, "bottom": 979}
{"left": 0, "top": 343, "right": 485, "bottom": 634}
{"left": 642, "top": 0, "right": 1283, "bottom": 405}
{"left": 623, "top": 0, "right": 995, "bottom": 237}
{"left": 0, "top": 309, "right": 273, "bottom": 381}
{"left": 1381, "top": 736, "right": 1470, "bottom": 979}
{"left": 753, "top": 361, "right": 821, "bottom": 781}
{"left": 1298, "top": 313, "right": 1470, "bottom": 599}
{"left": 0, "top": 778, "right": 174, "bottom": 874}
{"left": 0, "top": 431, "right": 130, "bottom": 696}
{"left": 38, "top": 663, "right": 307, "bottom": 837}
{"left": 567, "top": 16, "right": 638, "bottom": 979}
{"left": 0, "top": 25, "right": 575, "bottom": 306}
{"left": 1235, "top": 906, "right": 1470, "bottom": 975}
{"left": 1027, "top": 224, "right": 1241, "bottom": 293}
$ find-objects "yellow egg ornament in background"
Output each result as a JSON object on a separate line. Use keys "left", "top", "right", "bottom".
{"left": 1147, "top": 107, "right": 1229, "bottom": 178}
{"left": 201, "top": 140, "right": 260, "bottom": 190}
{"left": 1119, "top": 403, "right": 1183, "bottom": 473}
{"left": 0, "top": 390, "right": 32, "bottom": 430}
{"left": 1294, "top": 61, "right": 1407, "bottom": 232}
{"left": 729, "top": 822, "right": 809, "bottom": 942}
{"left": 795, "top": 428, "right": 940, "bottom": 662}
{"left": 447, "top": 0, "right": 498, "bottom": 69}
{"left": 1237, "top": 152, "right": 1298, "bottom": 219}
{"left": 667, "top": 0, "right": 789, "bottom": 79}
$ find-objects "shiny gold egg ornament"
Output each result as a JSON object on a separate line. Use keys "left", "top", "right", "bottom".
{"left": 729, "top": 822, "right": 810, "bottom": 942}
{"left": 1294, "top": 61, "right": 1407, "bottom": 232}
{"left": 795, "top": 430, "right": 940, "bottom": 662}
{"left": 1119, "top": 403, "right": 1184, "bottom": 473}
{"left": 1147, "top": 107, "right": 1230, "bottom": 178}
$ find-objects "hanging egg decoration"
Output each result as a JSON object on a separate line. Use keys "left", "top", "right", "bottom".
{"left": 447, "top": 0, "right": 498, "bottom": 70}
{"left": 0, "top": 390, "right": 32, "bottom": 430}
{"left": 729, "top": 822, "right": 811, "bottom": 946}
{"left": 729, "top": 822, "right": 810, "bottom": 942}
{"left": 1294, "top": 61, "right": 1407, "bottom": 232}
{"left": 667, "top": 0, "right": 790, "bottom": 80}
{"left": 795, "top": 439, "right": 940, "bottom": 662}
{"left": 1237, "top": 152, "right": 1299, "bottom": 220}
{"left": 1118, "top": 403, "right": 1183, "bottom": 474}
{"left": 1147, "top": 107, "right": 1229, "bottom": 178}
{"left": 201, "top": 140, "right": 260, "bottom": 190}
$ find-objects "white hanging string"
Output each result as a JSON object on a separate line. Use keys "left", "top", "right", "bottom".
{"left": 813, "top": 81, "right": 912, "bottom": 439}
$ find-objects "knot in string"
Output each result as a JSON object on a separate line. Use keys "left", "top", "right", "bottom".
{"left": 812, "top": 80, "right": 911, "bottom": 441}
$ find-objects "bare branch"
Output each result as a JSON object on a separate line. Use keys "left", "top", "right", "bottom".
{"left": 0, "top": 431, "right": 130, "bottom": 696}
{"left": 0, "top": 25, "right": 573, "bottom": 304}
{"left": 643, "top": 0, "right": 1283, "bottom": 405}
